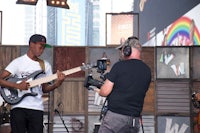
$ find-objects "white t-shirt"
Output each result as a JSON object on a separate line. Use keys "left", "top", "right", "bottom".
{"left": 5, "top": 54, "right": 52, "bottom": 111}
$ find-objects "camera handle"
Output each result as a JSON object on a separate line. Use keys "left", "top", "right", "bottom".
{"left": 84, "top": 75, "right": 104, "bottom": 89}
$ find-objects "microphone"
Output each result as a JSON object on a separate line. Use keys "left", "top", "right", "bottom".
{"left": 54, "top": 109, "right": 59, "bottom": 113}
{"left": 57, "top": 102, "right": 62, "bottom": 107}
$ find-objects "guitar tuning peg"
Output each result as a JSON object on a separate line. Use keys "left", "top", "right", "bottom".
{"left": 88, "top": 64, "right": 92, "bottom": 69}
{"left": 82, "top": 63, "right": 87, "bottom": 69}
{"left": 82, "top": 62, "right": 96, "bottom": 70}
{"left": 82, "top": 63, "right": 91, "bottom": 70}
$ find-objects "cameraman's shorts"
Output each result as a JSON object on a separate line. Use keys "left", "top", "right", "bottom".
{"left": 98, "top": 110, "right": 140, "bottom": 133}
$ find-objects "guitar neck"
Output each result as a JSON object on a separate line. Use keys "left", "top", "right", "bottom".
{"left": 29, "top": 66, "right": 82, "bottom": 88}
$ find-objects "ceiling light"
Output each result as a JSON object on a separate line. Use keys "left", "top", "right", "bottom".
{"left": 47, "top": 0, "right": 70, "bottom": 9}
{"left": 16, "top": 0, "right": 70, "bottom": 9}
{"left": 16, "top": 0, "right": 38, "bottom": 5}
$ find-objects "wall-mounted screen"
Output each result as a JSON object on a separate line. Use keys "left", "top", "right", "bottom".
{"left": 106, "top": 13, "right": 139, "bottom": 46}
{"left": 156, "top": 47, "right": 189, "bottom": 79}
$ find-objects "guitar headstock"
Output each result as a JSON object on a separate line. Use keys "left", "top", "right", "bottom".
{"left": 81, "top": 63, "right": 96, "bottom": 70}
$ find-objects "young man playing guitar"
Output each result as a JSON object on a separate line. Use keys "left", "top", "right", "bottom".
{"left": 0, "top": 34, "right": 65, "bottom": 133}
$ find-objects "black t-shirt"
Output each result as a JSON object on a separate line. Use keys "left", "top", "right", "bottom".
{"left": 107, "top": 59, "right": 151, "bottom": 117}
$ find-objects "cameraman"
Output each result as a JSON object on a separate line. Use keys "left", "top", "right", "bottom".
{"left": 94, "top": 36, "right": 151, "bottom": 133}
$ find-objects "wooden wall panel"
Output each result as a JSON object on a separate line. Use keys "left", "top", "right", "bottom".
{"left": 53, "top": 47, "right": 86, "bottom": 77}
{"left": 141, "top": 47, "right": 155, "bottom": 114}
{"left": 191, "top": 47, "right": 200, "bottom": 80}
{"left": 143, "top": 82, "right": 155, "bottom": 114}
{"left": 141, "top": 47, "right": 155, "bottom": 81}
{"left": 0, "top": 46, "right": 20, "bottom": 71}
{"left": 52, "top": 47, "right": 87, "bottom": 133}
{"left": 156, "top": 80, "right": 190, "bottom": 115}
{"left": 53, "top": 80, "right": 86, "bottom": 114}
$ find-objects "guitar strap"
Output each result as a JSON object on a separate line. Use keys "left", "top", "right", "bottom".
{"left": 37, "top": 58, "right": 45, "bottom": 72}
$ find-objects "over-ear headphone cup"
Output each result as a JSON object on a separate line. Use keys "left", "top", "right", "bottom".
{"left": 123, "top": 45, "right": 132, "bottom": 57}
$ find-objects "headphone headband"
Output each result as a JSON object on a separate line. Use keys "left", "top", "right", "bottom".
{"left": 124, "top": 37, "right": 141, "bottom": 51}
{"left": 122, "top": 36, "right": 141, "bottom": 57}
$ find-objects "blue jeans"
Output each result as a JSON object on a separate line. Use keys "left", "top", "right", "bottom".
{"left": 98, "top": 110, "right": 140, "bottom": 133}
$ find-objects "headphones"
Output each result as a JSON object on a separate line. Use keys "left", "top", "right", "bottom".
{"left": 123, "top": 36, "right": 139, "bottom": 57}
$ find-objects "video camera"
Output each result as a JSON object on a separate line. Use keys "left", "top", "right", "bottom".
{"left": 84, "top": 59, "right": 110, "bottom": 121}
{"left": 84, "top": 59, "right": 109, "bottom": 90}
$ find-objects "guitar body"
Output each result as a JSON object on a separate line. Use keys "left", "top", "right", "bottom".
{"left": 0, "top": 64, "right": 92, "bottom": 105}
{"left": 0, "top": 70, "right": 44, "bottom": 105}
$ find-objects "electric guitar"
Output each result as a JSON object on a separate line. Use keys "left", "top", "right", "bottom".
{"left": 0, "top": 64, "right": 93, "bottom": 105}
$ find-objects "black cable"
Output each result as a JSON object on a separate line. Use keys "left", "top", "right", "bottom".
{"left": 140, "top": 115, "right": 144, "bottom": 133}
{"left": 54, "top": 109, "right": 69, "bottom": 133}
{"left": 99, "top": 98, "right": 108, "bottom": 121}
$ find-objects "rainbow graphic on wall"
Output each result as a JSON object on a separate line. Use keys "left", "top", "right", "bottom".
{"left": 166, "top": 16, "right": 200, "bottom": 46}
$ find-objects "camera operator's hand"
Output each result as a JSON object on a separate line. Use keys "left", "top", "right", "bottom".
{"left": 95, "top": 79, "right": 114, "bottom": 97}
{"left": 84, "top": 75, "right": 104, "bottom": 90}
